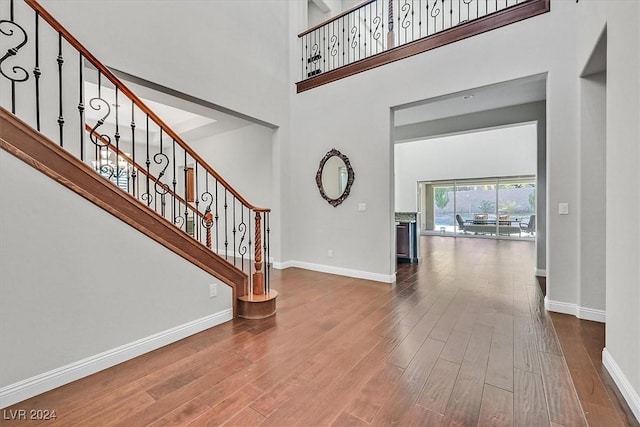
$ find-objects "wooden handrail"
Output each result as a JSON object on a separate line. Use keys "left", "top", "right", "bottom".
{"left": 1, "top": 107, "right": 247, "bottom": 314}
{"left": 87, "top": 124, "right": 204, "bottom": 219}
{"left": 25, "top": 0, "right": 270, "bottom": 214}
{"left": 298, "top": 0, "right": 377, "bottom": 37}
{"left": 297, "top": 0, "right": 549, "bottom": 92}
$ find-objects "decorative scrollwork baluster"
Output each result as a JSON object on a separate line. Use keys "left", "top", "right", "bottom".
{"left": 153, "top": 152, "right": 170, "bottom": 196}
{"left": 238, "top": 209, "right": 247, "bottom": 271}
{"left": 350, "top": 26, "right": 358, "bottom": 50}
{"left": 373, "top": 16, "right": 382, "bottom": 41}
{"left": 0, "top": 22, "right": 29, "bottom": 81}
{"left": 401, "top": 2, "right": 412, "bottom": 29}
{"left": 88, "top": 97, "right": 111, "bottom": 148}
{"left": 330, "top": 35, "right": 338, "bottom": 57}
{"left": 0, "top": 16, "right": 29, "bottom": 113}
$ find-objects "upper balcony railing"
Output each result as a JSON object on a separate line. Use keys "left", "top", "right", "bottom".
{"left": 297, "top": 0, "right": 549, "bottom": 92}
{"left": 1, "top": 0, "right": 271, "bottom": 299}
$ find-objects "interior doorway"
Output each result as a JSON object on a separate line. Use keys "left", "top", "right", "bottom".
{"left": 391, "top": 74, "right": 548, "bottom": 273}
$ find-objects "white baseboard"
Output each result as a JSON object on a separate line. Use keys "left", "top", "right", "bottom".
{"left": 602, "top": 348, "right": 640, "bottom": 423}
{"left": 272, "top": 260, "right": 291, "bottom": 270}
{"left": 275, "top": 260, "right": 395, "bottom": 283}
{"left": 535, "top": 268, "right": 547, "bottom": 277}
{"left": 544, "top": 297, "right": 606, "bottom": 323}
{"left": 0, "top": 309, "right": 232, "bottom": 409}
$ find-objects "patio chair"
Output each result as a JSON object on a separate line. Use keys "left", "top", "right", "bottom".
{"left": 520, "top": 214, "right": 536, "bottom": 235}
{"left": 455, "top": 214, "right": 467, "bottom": 234}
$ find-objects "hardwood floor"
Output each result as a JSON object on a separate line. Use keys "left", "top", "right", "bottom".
{"left": 2, "top": 236, "right": 636, "bottom": 426}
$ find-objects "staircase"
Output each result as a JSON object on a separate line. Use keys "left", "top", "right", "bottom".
{"left": 0, "top": 1, "right": 276, "bottom": 316}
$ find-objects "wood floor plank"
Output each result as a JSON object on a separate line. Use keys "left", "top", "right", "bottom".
{"left": 6, "top": 238, "right": 630, "bottom": 427}
{"left": 343, "top": 363, "right": 405, "bottom": 423}
{"left": 331, "top": 412, "right": 370, "bottom": 427}
{"left": 514, "top": 332, "right": 541, "bottom": 373}
{"left": 441, "top": 324, "right": 493, "bottom": 427}
{"left": 581, "top": 401, "right": 627, "bottom": 427}
{"left": 222, "top": 406, "right": 266, "bottom": 427}
{"left": 429, "top": 291, "right": 466, "bottom": 341}
{"left": 539, "top": 352, "right": 587, "bottom": 427}
{"left": 294, "top": 341, "right": 390, "bottom": 426}
{"left": 416, "top": 358, "right": 460, "bottom": 415}
{"left": 514, "top": 368, "right": 549, "bottom": 427}
{"left": 486, "top": 332, "right": 514, "bottom": 392}
{"left": 388, "top": 292, "right": 454, "bottom": 368}
{"left": 440, "top": 330, "right": 471, "bottom": 364}
{"left": 186, "top": 384, "right": 263, "bottom": 426}
{"left": 477, "top": 384, "right": 514, "bottom": 427}
{"left": 370, "top": 338, "right": 444, "bottom": 426}
{"left": 399, "top": 405, "right": 444, "bottom": 427}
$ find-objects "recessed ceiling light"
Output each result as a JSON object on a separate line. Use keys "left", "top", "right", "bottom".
{"left": 463, "top": 94, "right": 474, "bottom": 100}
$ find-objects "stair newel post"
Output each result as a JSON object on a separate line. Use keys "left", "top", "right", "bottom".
{"left": 253, "top": 211, "right": 264, "bottom": 296}
{"left": 387, "top": 0, "right": 395, "bottom": 49}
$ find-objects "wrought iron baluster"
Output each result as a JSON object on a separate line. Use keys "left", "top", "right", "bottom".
{"left": 342, "top": 16, "right": 346, "bottom": 66}
{"left": 172, "top": 138, "right": 176, "bottom": 226}
{"left": 232, "top": 197, "right": 237, "bottom": 265}
{"left": 194, "top": 163, "right": 200, "bottom": 241}
{"left": 114, "top": 87, "right": 120, "bottom": 183}
{"left": 0, "top": 0, "right": 29, "bottom": 114}
{"left": 215, "top": 180, "right": 219, "bottom": 252}
{"left": 144, "top": 115, "right": 151, "bottom": 206}
{"left": 130, "top": 101, "right": 137, "bottom": 197}
{"left": 224, "top": 188, "right": 228, "bottom": 259}
{"left": 57, "top": 33, "right": 64, "bottom": 146}
{"left": 321, "top": 27, "right": 325, "bottom": 73}
{"left": 34, "top": 11, "right": 41, "bottom": 129}
{"left": 265, "top": 212, "right": 270, "bottom": 293}
{"left": 154, "top": 128, "right": 169, "bottom": 217}
{"left": 248, "top": 210, "right": 253, "bottom": 293}
{"left": 238, "top": 206, "right": 247, "bottom": 272}
{"left": 77, "top": 52, "right": 83, "bottom": 159}
{"left": 89, "top": 72, "right": 111, "bottom": 177}
{"left": 449, "top": 0, "right": 453, "bottom": 30}
{"left": 183, "top": 150, "right": 188, "bottom": 232}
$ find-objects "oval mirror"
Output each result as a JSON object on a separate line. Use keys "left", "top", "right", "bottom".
{"left": 315, "top": 148, "right": 355, "bottom": 207}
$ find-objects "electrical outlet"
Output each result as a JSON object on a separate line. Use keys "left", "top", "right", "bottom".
{"left": 328, "top": 249, "right": 333, "bottom": 258}
{"left": 209, "top": 284, "right": 217, "bottom": 298}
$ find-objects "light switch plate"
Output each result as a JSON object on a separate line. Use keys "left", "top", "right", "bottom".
{"left": 559, "top": 203, "right": 569, "bottom": 215}
{"left": 358, "top": 203, "right": 366, "bottom": 212}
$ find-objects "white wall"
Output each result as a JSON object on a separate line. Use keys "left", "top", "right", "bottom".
{"left": 394, "top": 124, "right": 537, "bottom": 211}
{"left": 288, "top": 0, "right": 577, "bottom": 285}
{"left": 576, "top": 0, "right": 640, "bottom": 418}
{"left": 188, "top": 124, "right": 279, "bottom": 261}
{"left": 0, "top": 151, "right": 232, "bottom": 391}
{"left": 190, "top": 125, "right": 274, "bottom": 210}
{"left": 38, "top": 0, "right": 290, "bottom": 128}
{"left": 579, "top": 71, "right": 606, "bottom": 313}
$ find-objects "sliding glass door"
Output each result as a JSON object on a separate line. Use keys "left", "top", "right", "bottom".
{"left": 420, "top": 176, "right": 535, "bottom": 239}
